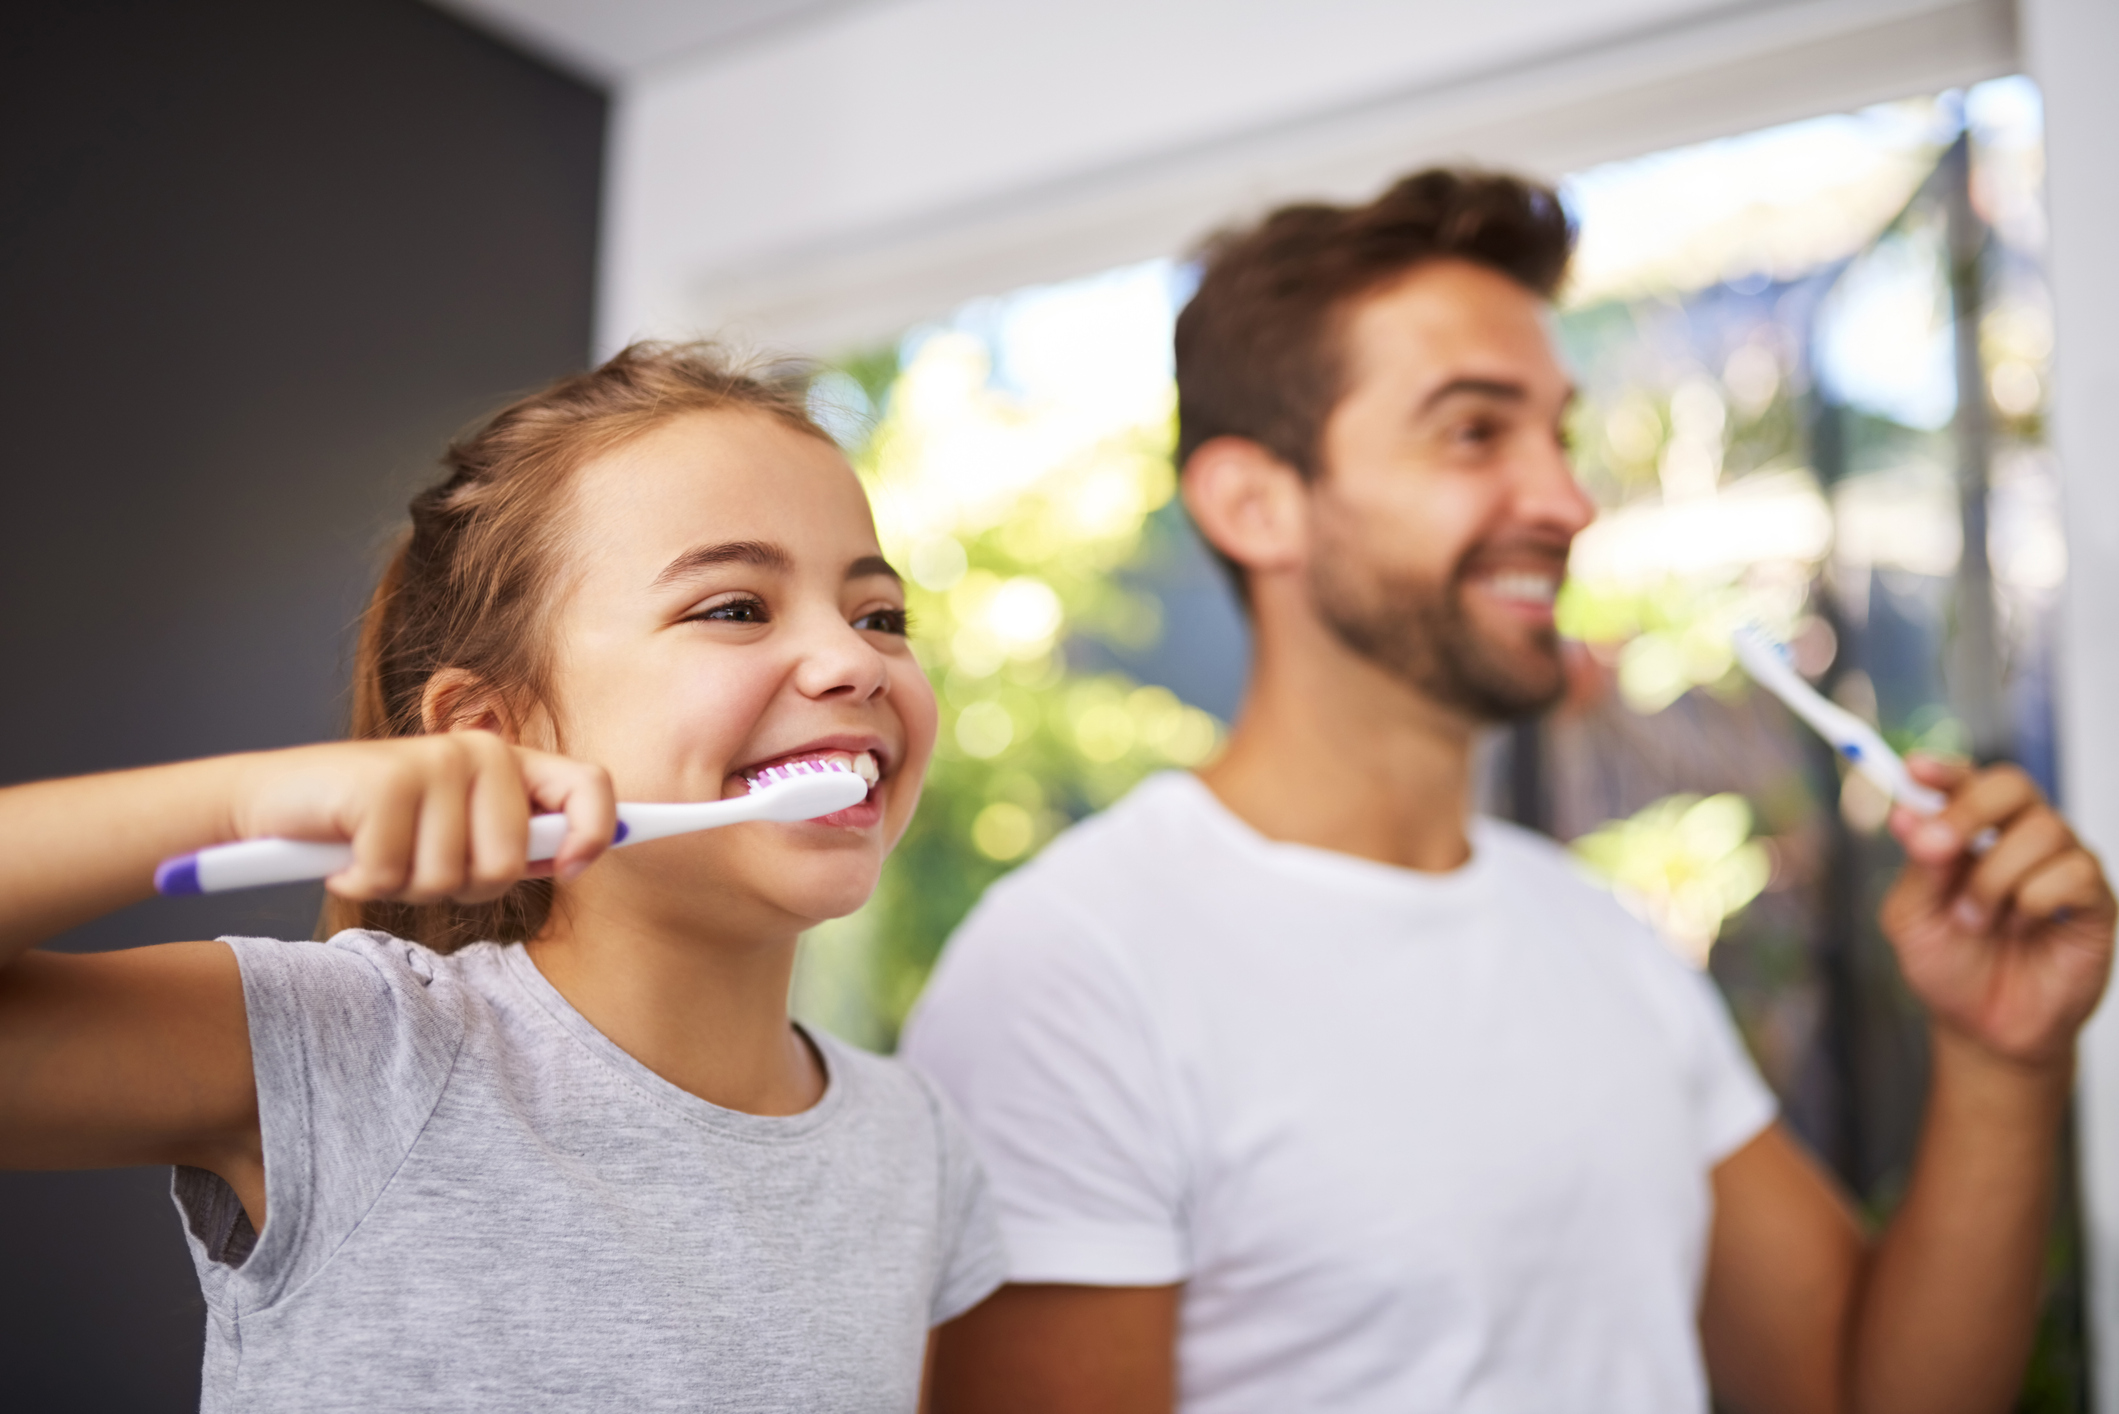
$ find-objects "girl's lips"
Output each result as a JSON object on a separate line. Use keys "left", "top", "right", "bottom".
{"left": 807, "top": 796, "right": 884, "bottom": 830}
{"left": 720, "top": 745, "right": 890, "bottom": 829}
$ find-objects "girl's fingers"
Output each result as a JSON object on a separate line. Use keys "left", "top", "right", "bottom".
{"left": 405, "top": 747, "right": 474, "bottom": 902}
{"left": 462, "top": 733, "right": 531, "bottom": 902}
{"left": 333, "top": 769, "right": 421, "bottom": 899}
{"left": 1953, "top": 807, "right": 2072, "bottom": 931}
{"left": 307, "top": 734, "right": 612, "bottom": 902}
{"left": 518, "top": 750, "right": 617, "bottom": 882}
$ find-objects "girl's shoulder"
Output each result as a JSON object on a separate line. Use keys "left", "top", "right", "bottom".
{"left": 805, "top": 1027, "right": 980, "bottom": 1163}
{"left": 219, "top": 928, "right": 474, "bottom": 1042}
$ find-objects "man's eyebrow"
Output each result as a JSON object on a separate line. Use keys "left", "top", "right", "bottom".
{"left": 847, "top": 554, "right": 902, "bottom": 583}
{"left": 1417, "top": 377, "right": 1530, "bottom": 414}
{"left": 650, "top": 539, "right": 794, "bottom": 589}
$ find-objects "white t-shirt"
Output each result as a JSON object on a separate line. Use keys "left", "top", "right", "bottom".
{"left": 902, "top": 772, "right": 1776, "bottom": 1413}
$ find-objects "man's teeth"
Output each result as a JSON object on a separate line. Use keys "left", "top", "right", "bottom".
{"left": 1484, "top": 572, "right": 1558, "bottom": 605}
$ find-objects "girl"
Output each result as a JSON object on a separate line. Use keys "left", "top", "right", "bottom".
{"left": 0, "top": 345, "right": 1003, "bottom": 1411}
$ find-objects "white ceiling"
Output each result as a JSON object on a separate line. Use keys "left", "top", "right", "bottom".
{"left": 429, "top": 0, "right": 872, "bottom": 83}
{"left": 426, "top": 0, "right": 2017, "bottom": 355}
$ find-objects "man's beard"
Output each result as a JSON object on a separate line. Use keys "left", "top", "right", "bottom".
{"left": 1308, "top": 545, "right": 1566, "bottom": 723}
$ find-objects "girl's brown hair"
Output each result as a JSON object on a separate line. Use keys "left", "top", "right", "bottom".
{"left": 321, "top": 341, "right": 832, "bottom": 952}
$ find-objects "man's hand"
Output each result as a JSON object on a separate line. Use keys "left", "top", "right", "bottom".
{"left": 1882, "top": 756, "right": 2115, "bottom": 1067}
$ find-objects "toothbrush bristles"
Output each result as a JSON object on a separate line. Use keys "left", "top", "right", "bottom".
{"left": 748, "top": 758, "right": 853, "bottom": 792}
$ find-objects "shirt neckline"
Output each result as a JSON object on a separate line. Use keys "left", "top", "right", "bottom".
{"left": 1150, "top": 770, "right": 1501, "bottom": 911}
{"left": 494, "top": 941, "right": 851, "bottom": 1144}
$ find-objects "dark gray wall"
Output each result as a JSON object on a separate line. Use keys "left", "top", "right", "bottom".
{"left": 0, "top": 2, "right": 603, "bottom": 1405}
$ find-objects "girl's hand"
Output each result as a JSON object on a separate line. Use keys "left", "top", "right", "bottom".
{"left": 229, "top": 731, "right": 618, "bottom": 902}
{"left": 1882, "top": 755, "right": 2116, "bottom": 1069}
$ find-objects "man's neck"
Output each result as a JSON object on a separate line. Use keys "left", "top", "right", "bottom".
{"left": 1198, "top": 632, "right": 1479, "bottom": 874}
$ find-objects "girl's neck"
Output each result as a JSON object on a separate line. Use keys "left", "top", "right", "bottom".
{"left": 524, "top": 893, "right": 824, "bottom": 1117}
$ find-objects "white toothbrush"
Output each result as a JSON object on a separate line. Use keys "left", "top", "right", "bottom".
{"left": 1730, "top": 625, "right": 1950, "bottom": 814}
{"left": 154, "top": 759, "right": 870, "bottom": 896}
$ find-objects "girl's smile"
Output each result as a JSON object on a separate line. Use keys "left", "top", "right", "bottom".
{"left": 538, "top": 404, "right": 937, "bottom": 936}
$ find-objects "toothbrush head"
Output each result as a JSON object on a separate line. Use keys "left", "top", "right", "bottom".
{"left": 742, "top": 758, "right": 871, "bottom": 821}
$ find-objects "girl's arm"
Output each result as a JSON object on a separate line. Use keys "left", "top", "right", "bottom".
{"left": 0, "top": 734, "right": 616, "bottom": 1218}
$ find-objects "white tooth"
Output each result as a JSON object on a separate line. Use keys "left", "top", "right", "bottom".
{"left": 854, "top": 753, "right": 880, "bottom": 786}
{"left": 1488, "top": 572, "right": 1556, "bottom": 604}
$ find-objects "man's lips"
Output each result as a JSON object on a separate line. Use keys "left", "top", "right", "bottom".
{"left": 1460, "top": 558, "right": 1567, "bottom": 623}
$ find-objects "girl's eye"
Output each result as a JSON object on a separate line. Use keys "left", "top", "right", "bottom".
{"left": 687, "top": 595, "right": 770, "bottom": 625}
{"left": 854, "top": 607, "right": 911, "bottom": 636}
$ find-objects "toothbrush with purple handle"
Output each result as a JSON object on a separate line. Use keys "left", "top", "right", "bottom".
{"left": 154, "top": 759, "right": 869, "bottom": 896}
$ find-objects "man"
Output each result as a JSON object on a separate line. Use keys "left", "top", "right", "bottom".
{"left": 904, "top": 170, "right": 2115, "bottom": 1412}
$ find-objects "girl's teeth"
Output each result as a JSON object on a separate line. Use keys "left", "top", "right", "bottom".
{"left": 746, "top": 750, "right": 881, "bottom": 788}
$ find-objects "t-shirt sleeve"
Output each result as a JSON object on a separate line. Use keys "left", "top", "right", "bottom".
{"left": 1610, "top": 903, "right": 1777, "bottom": 1166}
{"left": 172, "top": 929, "right": 466, "bottom": 1312}
{"left": 918, "top": 1074, "right": 1009, "bottom": 1325}
{"left": 1681, "top": 961, "right": 1779, "bottom": 1164}
{"left": 901, "top": 880, "right": 1190, "bottom": 1288}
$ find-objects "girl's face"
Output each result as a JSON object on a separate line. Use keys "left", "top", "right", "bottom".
{"left": 534, "top": 408, "right": 936, "bottom": 937}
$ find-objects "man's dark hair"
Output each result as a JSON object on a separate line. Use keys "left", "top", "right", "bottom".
{"left": 1174, "top": 168, "right": 1574, "bottom": 592}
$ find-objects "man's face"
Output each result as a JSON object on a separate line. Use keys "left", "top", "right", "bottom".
{"left": 1305, "top": 259, "right": 1594, "bottom": 723}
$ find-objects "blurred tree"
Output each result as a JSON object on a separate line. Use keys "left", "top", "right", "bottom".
{"left": 793, "top": 333, "right": 1221, "bottom": 1049}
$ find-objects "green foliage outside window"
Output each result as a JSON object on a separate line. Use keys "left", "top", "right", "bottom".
{"left": 793, "top": 332, "right": 1223, "bottom": 1050}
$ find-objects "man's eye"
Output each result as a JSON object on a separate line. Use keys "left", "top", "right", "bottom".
{"left": 1453, "top": 418, "right": 1502, "bottom": 447}
{"left": 854, "top": 607, "right": 911, "bottom": 636}
{"left": 690, "top": 596, "right": 769, "bottom": 624}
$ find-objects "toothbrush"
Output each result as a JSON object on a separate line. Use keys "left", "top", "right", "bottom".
{"left": 153, "top": 759, "right": 871, "bottom": 896}
{"left": 1730, "top": 625, "right": 1950, "bottom": 815}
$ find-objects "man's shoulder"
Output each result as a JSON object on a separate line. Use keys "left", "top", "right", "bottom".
{"left": 1475, "top": 816, "right": 1629, "bottom": 905}
{"left": 1475, "top": 817, "right": 1729, "bottom": 999}
{"left": 1473, "top": 815, "right": 1596, "bottom": 886}
{"left": 977, "top": 771, "right": 1207, "bottom": 912}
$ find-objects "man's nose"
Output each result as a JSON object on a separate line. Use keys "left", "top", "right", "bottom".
{"left": 1518, "top": 435, "right": 1597, "bottom": 541}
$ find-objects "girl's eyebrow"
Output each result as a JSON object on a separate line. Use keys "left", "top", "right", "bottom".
{"left": 847, "top": 555, "right": 902, "bottom": 584}
{"left": 650, "top": 539, "right": 792, "bottom": 589}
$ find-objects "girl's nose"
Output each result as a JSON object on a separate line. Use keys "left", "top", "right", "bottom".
{"left": 791, "top": 615, "right": 891, "bottom": 703}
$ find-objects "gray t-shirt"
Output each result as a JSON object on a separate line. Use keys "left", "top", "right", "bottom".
{"left": 171, "top": 930, "right": 1005, "bottom": 1412}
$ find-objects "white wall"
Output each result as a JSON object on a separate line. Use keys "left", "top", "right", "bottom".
{"left": 2024, "top": 0, "right": 2119, "bottom": 1405}
{"left": 600, "top": 0, "right": 2013, "bottom": 356}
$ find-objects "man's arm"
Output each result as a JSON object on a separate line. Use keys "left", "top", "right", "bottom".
{"left": 1704, "top": 1052, "right": 2065, "bottom": 1414}
{"left": 1702, "top": 758, "right": 2111, "bottom": 1413}
{"left": 930, "top": 1283, "right": 1180, "bottom": 1414}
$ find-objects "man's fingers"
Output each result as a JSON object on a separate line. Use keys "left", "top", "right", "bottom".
{"left": 1954, "top": 808, "right": 2073, "bottom": 930}
{"left": 2015, "top": 850, "right": 2113, "bottom": 927}
{"left": 1906, "top": 752, "right": 1972, "bottom": 792}
{"left": 1906, "top": 763, "right": 2042, "bottom": 865}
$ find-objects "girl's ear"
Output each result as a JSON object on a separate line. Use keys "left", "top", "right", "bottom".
{"left": 419, "top": 668, "right": 521, "bottom": 742}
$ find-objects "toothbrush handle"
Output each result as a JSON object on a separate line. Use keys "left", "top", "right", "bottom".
{"left": 156, "top": 812, "right": 586, "bottom": 896}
